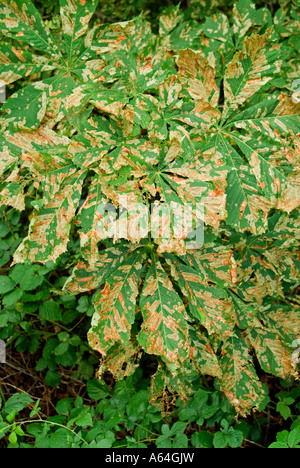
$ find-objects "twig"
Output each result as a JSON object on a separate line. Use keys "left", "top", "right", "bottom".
{"left": 95, "top": 11, "right": 115, "bottom": 23}
{"left": 3, "top": 361, "right": 39, "bottom": 380}
{"left": 244, "top": 439, "right": 265, "bottom": 448}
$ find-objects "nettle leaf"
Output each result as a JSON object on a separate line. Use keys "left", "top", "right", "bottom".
{"left": 1, "top": 1, "right": 299, "bottom": 416}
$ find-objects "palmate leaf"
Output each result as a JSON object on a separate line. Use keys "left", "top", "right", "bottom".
{"left": 0, "top": 180, "right": 25, "bottom": 211}
{"left": 2, "top": 81, "right": 48, "bottom": 129}
{"left": 266, "top": 304, "right": 300, "bottom": 347}
{"left": 208, "top": 134, "right": 272, "bottom": 234}
{"left": 0, "top": 134, "right": 20, "bottom": 176}
{"left": 0, "top": 0, "right": 101, "bottom": 129}
{"left": 77, "top": 172, "right": 109, "bottom": 264}
{"left": 64, "top": 244, "right": 136, "bottom": 294}
{"left": 1, "top": 74, "right": 78, "bottom": 129}
{"left": 188, "top": 327, "right": 221, "bottom": 378}
{"left": 0, "top": 0, "right": 59, "bottom": 56}
{"left": 183, "top": 238, "right": 237, "bottom": 288}
{"left": 1, "top": 1, "right": 300, "bottom": 417}
{"left": 98, "top": 340, "right": 142, "bottom": 380}
{"left": 176, "top": 48, "right": 219, "bottom": 107}
{"left": 232, "top": 0, "right": 273, "bottom": 47}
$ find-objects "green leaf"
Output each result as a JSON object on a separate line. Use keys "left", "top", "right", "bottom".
{"left": 59, "top": 0, "right": 98, "bottom": 65}
{"left": 2, "top": 288, "right": 23, "bottom": 306}
{"left": 0, "top": 1, "right": 58, "bottom": 56}
{"left": 45, "top": 370, "right": 61, "bottom": 387}
{"left": 223, "top": 32, "right": 282, "bottom": 119}
{"left": 0, "top": 276, "right": 15, "bottom": 294}
{"left": 227, "top": 429, "right": 244, "bottom": 448}
{"left": 138, "top": 255, "right": 189, "bottom": 370}
{"left": 87, "top": 379, "right": 110, "bottom": 400}
{"left": 88, "top": 250, "right": 146, "bottom": 355}
{"left": 4, "top": 393, "right": 33, "bottom": 414}
{"left": 8, "top": 431, "right": 18, "bottom": 445}
{"left": 287, "top": 428, "right": 300, "bottom": 448}
{"left": 39, "top": 300, "right": 62, "bottom": 321}
{"left": 191, "top": 431, "right": 213, "bottom": 448}
{"left": 13, "top": 171, "right": 86, "bottom": 264}
{"left": 277, "top": 402, "right": 292, "bottom": 420}
{"left": 213, "top": 431, "right": 228, "bottom": 448}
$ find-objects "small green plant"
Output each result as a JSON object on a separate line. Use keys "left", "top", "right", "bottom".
{"left": 268, "top": 427, "right": 300, "bottom": 448}
{"left": 212, "top": 419, "right": 243, "bottom": 449}
{"left": 0, "top": 371, "right": 246, "bottom": 448}
{"left": 275, "top": 387, "right": 300, "bottom": 421}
